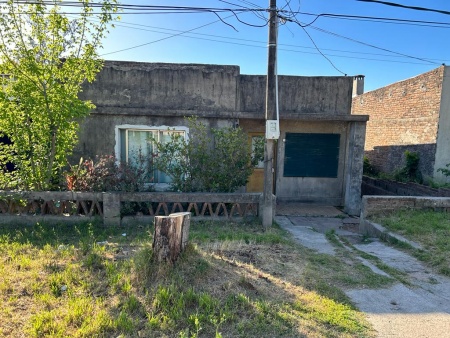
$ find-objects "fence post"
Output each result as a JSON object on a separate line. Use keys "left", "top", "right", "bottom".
{"left": 103, "top": 192, "right": 121, "bottom": 226}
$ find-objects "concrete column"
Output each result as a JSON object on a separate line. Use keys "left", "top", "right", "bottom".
{"left": 259, "top": 193, "right": 276, "bottom": 222}
{"left": 103, "top": 192, "right": 121, "bottom": 226}
{"left": 344, "top": 121, "right": 366, "bottom": 215}
{"left": 433, "top": 66, "right": 450, "bottom": 183}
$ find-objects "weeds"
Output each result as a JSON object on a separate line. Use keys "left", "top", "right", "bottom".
{"left": 372, "top": 209, "right": 450, "bottom": 276}
{"left": 0, "top": 220, "right": 375, "bottom": 337}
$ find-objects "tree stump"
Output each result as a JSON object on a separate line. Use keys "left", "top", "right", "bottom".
{"left": 152, "top": 212, "right": 191, "bottom": 263}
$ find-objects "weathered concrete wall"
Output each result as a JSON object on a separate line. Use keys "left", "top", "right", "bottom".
{"left": 77, "top": 60, "right": 358, "bottom": 162}
{"left": 75, "top": 115, "right": 233, "bottom": 161}
{"left": 80, "top": 61, "right": 240, "bottom": 115}
{"left": 83, "top": 61, "right": 354, "bottom": 118}
{"left": 352, "top": 66, "right": 444, "bottom": 178}
{"left": 343, "top": 121, "right": 366, "bottom": 215}
{"left": 239, "top": 75, "right": 353, "bottom": 115}
{"left": 360, "top": 195, "right": 450, "bottom": 219}
{"left": 434, "top": 67, "right": 450, "bottom": 182}
{"left": 275, "top": 120, "right": 348, "bottom": 206}
{"left": 362, "top": 176, "right": 450, "bottom": 197}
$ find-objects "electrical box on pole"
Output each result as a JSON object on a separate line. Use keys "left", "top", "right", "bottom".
{"left": 266, "top": 120, "right": 280, "bottom": 139}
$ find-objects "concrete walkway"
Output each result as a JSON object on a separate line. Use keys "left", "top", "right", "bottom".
{"left": 275, "top": 206, "right": 450, "bottom": 338}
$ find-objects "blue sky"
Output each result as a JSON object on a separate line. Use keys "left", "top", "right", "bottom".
{"left": 97, "top": 0, "right": 450, "bottom": 92}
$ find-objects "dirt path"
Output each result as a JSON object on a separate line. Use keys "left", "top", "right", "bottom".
{"left": 276, "top": 215, "right": 450, "bottom": 338}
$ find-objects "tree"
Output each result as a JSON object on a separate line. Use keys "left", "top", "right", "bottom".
{"left": 0, "top": 0, "right": 118, "bottom": 190}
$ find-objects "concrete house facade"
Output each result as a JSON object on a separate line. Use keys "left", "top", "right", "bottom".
{"left": 352, "top": 66, "right": 450, "bottom": 183}
{"left": 76, "top": 61, "right": 368, "bottom": 215}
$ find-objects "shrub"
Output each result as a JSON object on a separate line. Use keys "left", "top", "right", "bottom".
{"left": 437, "top": 163, "right": 450, "bottom": 177}
{"left": 394, "top": 151, "right": 423, "bottom": 183}
{"left": 66, "top": 154, "right": 152, "bottom": 192}
{"left": 152, "top": 117, "right": 264, "bottom": 193}
{"left": 362, "top": 156, "right": 378, "bottom": 176}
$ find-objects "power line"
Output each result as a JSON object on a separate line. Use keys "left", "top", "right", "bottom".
{"left": 0, "top": 1, "right": 267, "bottom": 15}
{"left": 0, "top": 1, "right": 270, "bottom": 29}
{"left": 3, "top": 1, "right": 448, "bottom": 68}
{"left": 8, "top": 2, "right": 450, "bottom": 28}
{"left": 218, "top": 0, "right": 267, "bottom": 21}
{"left": 96, "top": 14, "right": 447, "bottom": 65}
{"left": 296, "top": 12, "right": 450, "bottom": 29}
{"left": 96, "top": 18, "right": 446, "bottom": 65}
{"left": 357, "top": 0, "right": 450, "bottom": 16}
{"left": 285, "top": 16, "right": 347, "bottom": 74}
{"left": 1, "top": 1, "right": 262, "bottom": 12}
{"left": 308, "top": 24, "right": 439, "bottom": 65}
{"left": 97, "top": 9, "right": 443, "bottom": 67}
{"left": 101, "top": 13, "right": 239, "bottom": 56}
{"left": 8, "top": 1, "right": 450, "bottom": 26}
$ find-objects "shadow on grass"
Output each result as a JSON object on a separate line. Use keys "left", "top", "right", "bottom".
{"left": 0, "top": 220, "right": 373, "bottom": 337}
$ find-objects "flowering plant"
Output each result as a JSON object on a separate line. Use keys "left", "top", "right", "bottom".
{"left": 66, "top": 154, "right": 153, "bottom": 192}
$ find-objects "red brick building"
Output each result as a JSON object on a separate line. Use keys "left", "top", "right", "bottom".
{"left": 352, "top": 66, "right": 450, "bottom": 183}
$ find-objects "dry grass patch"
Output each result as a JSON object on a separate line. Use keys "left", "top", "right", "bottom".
{"left": 0, "top": 220, "right": 377, "bottom": 337}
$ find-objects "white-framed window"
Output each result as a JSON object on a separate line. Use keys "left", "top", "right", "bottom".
{"left": 115, "top": 125, "right": 188, "bottom": 185}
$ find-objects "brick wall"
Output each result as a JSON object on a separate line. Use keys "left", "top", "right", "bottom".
{"left": 352, "top": 66, "right": 444, "bottom": 177}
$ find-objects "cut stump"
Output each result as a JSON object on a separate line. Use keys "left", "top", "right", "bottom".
{"left": 152, "top": 212, "right": 191, "bottom": 263}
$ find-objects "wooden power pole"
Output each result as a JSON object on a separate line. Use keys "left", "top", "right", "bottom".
{"left": 262, "top": 0, "right": 278, "bottom": 228}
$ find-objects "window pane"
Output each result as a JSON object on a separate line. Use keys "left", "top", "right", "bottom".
{"left": 120, "top": 128, "right": 186, "bottom": 184}
{"left": 127, "top": 130, "right": 154, "bottom": 182}
{"left": 120, "top": 129, "right": 127, "bottom": 163}
{"left": 156, "top": 131, "right": 185, "bottom": 184}
{"left": 127, "top": 130, "right": 153, "bottom": 163}
{"left": 252, "top": 135, "right": 264, "bottom": 169}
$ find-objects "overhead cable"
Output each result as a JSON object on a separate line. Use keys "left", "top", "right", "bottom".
{"left": 357, "top": 0, "right": 450, "bottom": 16}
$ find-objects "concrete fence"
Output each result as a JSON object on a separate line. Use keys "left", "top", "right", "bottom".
{"left": 359, "top": 195, "right": 450, "bottom": 244}
{"left": 360, "top": 195, "right": 450, "bottom": 219}
{"left": 0, "top": 191, "right": 270, "bottom": 226}
{"left": 362, "top": 176, "right": 450, "bottom": 197}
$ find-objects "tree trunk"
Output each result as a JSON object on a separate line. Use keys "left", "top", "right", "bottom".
{"left": 152, "top": 212, "right": 191, "bottom": 263}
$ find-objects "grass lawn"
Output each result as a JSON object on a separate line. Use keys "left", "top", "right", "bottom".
{"left": 372, "top": 209, "right": 450, "bottom": 277}
{"left": 0, "top": 219, "right": 380, "bottom": 337}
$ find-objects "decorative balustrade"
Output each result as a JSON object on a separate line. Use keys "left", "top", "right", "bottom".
{"left": 120, "top": 192, "right": 260, "bottom": 218}
{"left": 0, "top": 191, "right": 103, "bottom": 216}
{"left": 0, "top": 191, "right": 265, "bottom": 225}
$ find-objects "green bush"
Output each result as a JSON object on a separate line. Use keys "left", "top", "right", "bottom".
{"left": 394, "top": 151, "right": 422, "bottom": 183}
{"left": 437, "top": 163, "right": 450, "bottom": 177}
{"left": 362, "top": 156, "right": 378, "bottom": 176}
{"left": 152, "top": 117, "right": 264, "bottom": 193}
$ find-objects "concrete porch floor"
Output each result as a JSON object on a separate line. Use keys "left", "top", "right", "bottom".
{"left": 276, "top": 202, "right": 346, "bottom": 217}
{"left": 275, "top": 202, "right": 361, "bottom": 243}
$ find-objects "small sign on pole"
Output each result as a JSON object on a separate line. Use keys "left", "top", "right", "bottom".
{"left": 266, "top": 120, "right": 280, "bottom": 140}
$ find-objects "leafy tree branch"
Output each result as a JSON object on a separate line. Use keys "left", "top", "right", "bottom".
{"left": 0, "top": 0, "right": 118, "bottom": 190}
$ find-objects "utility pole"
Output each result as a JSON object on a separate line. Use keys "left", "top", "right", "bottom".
{"left": 262, "top": 0, "right": 278, "bottom": 228}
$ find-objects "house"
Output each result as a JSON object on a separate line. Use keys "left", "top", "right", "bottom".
{"left": 351, "top": 65, "right": 450, "bottom": 184}
{"left": 76, "top": 61, "right": 368, "bottom": 215}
